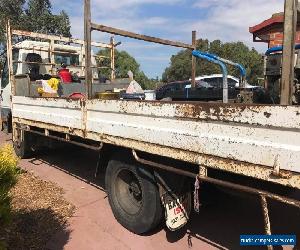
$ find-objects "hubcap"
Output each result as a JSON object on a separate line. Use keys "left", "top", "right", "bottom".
{"left": 115, "top": 169, "right": 143, "bottom": 215}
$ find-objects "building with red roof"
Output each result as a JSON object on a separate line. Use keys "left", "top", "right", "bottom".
{"left": 249, "top": 12, "right": 300, "bottom": 48}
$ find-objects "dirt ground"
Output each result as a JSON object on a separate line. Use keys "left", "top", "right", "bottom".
{"left": 0, "top": 131, "right": 299, "bottom": 250}
{"left": 0, "top": 172, "right": 75, "bottom": 250}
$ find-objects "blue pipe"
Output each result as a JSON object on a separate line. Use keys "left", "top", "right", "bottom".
{"left": 192, "top": 50, "right": 229, "bottom": 103}
{"left": 194, "top": 51, "right": 247, "bottom": 78}
{"left": 265, "top": 44, "right": 300, "bottom": 55}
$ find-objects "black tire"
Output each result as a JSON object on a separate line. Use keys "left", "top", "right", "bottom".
{"left": 13, "top": 130, "right": 32, "bottom": 159}
{"left": 105, "top": 157, "right": 162, "bottom": 234}
{"left": 1, "top": 113, "right": 12, "bottom": 134}
{"left": 6, "top": 114, "right": 12, "bottom": 134}
{"left": 2, "top": 121, "right": 8, "bottom": 133}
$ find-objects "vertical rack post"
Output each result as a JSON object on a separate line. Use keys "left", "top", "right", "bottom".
{"left": 84, "top": 0, "right": 93, "bottom": 99}
{"left": 80, "top": 44, "right": 85, "bottom": 76}
{"left": 49, "top": 39, "right": 55, "bottom": 75}
{"left": 6, "top": 20, "right": 15, "bottom": 96}
{"left": 191, "top": 31, "right": 196, "bottom": 88}
{"left": 281, "top": 0, "right": 298, "bottom": 105}
{"left": 110, "top": 36, "right": 115, "bottom": 80}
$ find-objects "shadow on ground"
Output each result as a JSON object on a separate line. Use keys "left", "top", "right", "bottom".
{"left": 1, "top": 208, "right": 71, "bottom": 250}
{"left": 33, "top": 144, "right": 300, "bottom": 250}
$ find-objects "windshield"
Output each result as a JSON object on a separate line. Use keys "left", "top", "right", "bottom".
{"left": 12, "top": 49, "right": 19, "bottom": 75}
{"left": 1, "top": 49, "right": 19, "bottom": 89}
{"left": 1, "top": 58, "right": 8, "bottom": 89}
{"left": 54, "top": 53, "right": 79, "bottom": 66}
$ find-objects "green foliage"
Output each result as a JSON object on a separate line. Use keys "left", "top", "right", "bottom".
{"left": 0, "top": 0, "right": 71, "bottom": 54}
{"left": 0, "top": 240, "right": 7, "bottom": 250}
{"left": 23, "top": 0, "right": 71, "bottom": 37}
{"left": 0, "top": 0, "right": 25, "bottom": 43}
{"left": 0, "top": 145, "right": 19, "bottom": 225}
{"left": 0, "top": 0, "right": 71, "bottom": 38}
{"left": 162, "top": 39, "right": 264, "bottom": 84}
{"left": 97, "top": 49, "right": 156, "bottom": 89}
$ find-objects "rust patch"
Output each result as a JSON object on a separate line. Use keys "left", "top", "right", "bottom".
{"left": 264, "top": 112, "right": 272, "bottom": 118}
{"left": 176, "top": 102, "right": 249, "bottom": 121}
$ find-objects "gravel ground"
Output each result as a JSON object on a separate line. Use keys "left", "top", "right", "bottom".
{"left": 0, "top": 171, "right": 75, "bottom": 250}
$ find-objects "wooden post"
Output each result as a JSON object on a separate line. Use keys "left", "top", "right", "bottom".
{"left": 110, "top": 36, "right": 115, "bottom": 80}
{"left": 6, "top": 20, "right": 15, "bottom": 96}
{"left": 191, "top": 31, "right": 196, "bottom": 88}
{"left": 281, "top": 0, "right": 297, "bottom": 105}
{"left": 84, "top": 0, "right": 93, "bottom": 99}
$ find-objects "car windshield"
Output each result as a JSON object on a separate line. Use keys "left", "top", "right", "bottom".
{"left": 196, "top": 80, "right": 212, "bottom": 88}
{"left": 203, "top": 77, "right": 221, "bottom": 88}
{"left": 228, "top": 78, "right": 238, "bottom": 87}
{"left": 200, "top": 77, "right": 238, "bottom": 88}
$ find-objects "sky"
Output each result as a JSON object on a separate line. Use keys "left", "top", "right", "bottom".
{"left": 52, "top": 0, "right": 284, "bottom": 79}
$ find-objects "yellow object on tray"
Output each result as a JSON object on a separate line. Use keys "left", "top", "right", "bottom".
{"left": 38, "top": 78, "right": 60, "bottom": 97}
{"left": 41, "top": 92, "right": 58, "bottom": 97}
{"left": 95, "top": 92, "right": 119, "bottom": 100}
{"left": 47, "top": 78, "right": 59, "bottom": 91}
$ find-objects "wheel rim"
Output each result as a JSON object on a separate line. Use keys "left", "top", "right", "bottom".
{"left": 115, "top": 168, "right": 143, "bottom": 215}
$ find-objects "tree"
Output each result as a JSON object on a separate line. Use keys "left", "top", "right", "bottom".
{"left": 0, "top": 0, "right": 71, "bottom": 54}
{"left": 0, "top": 0, "right": 71, "bottom": 79}
{"left": 0, "top": 0, "right": 71, "bottom": 39}
{"left": 162, "top": 39, "right": 264, "bottom": 84}
{"left": 23, "top": 0, "right": 71, "bottom": 37}
{"left": 97, "top": 49, "right": 156, "bottom": 89}
{"left": 0, "top": 0, "right": 25, "bottom": 47}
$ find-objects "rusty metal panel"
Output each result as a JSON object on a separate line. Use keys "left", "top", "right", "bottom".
{"left": 11, "top": 115, "right": 300, "bottom": 189}
{"left": 11, "top": 97, "right": 300, "bottom": 178}
{"left": 86, "top": 100, "right": 300, "bottom": 173}
{"left": 88, "top": 100, "right": 300, "bottom": 129}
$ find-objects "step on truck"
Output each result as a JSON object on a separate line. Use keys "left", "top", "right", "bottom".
{"left": 4, "top": 0, "right": 300, "bottom": 243}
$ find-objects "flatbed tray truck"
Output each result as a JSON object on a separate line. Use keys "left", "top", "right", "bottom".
{"left": 4, "top": 0, "right": 300, "bottom": 245}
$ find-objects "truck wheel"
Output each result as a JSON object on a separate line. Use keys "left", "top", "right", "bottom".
{"left": 105, "top": 157, "right": 162, "bottom": 234}
{"left": 2, "top": 121, "right": 8, "bottom": 133}
{"left": 6, "top": 114, "right": 12, "bottom": 134}
{"left": 1, "top": 113, "right": 12, "bottom": 134}
{"left": 13, "top": 130, "right": 32, "bottom": 159}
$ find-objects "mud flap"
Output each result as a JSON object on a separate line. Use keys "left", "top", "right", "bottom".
{"left": 161, "top": 191, "right": 191, "bottom": 231}
{"left": 155, "top": 171, "right": 191, "bottom": 231}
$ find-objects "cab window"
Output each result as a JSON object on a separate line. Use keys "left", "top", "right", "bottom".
{"left": 54, "top": 53, "right": 79, "bottom": 66}
{"left": 12, "top": 49, "right": 19, "bottom": 75}
{"left": 1, "top": 49, "right": 19, "bottom": 88}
